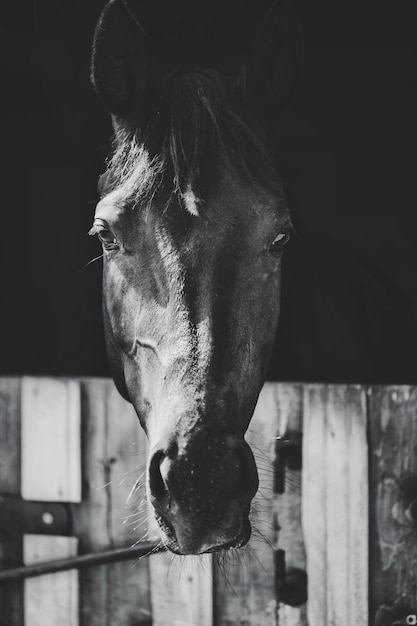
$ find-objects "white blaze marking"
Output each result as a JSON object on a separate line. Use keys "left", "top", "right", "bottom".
{"left": 151, "top": 230, "right": 212, "bottom": 386}
{"left": 181, "top": 184, "right": 200, "bottom": 217}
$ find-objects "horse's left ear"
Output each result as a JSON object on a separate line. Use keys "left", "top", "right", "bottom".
{"left": 239, "top": 0, "right": 303, "bottom": 118}
{"left": 91, "top": 0, "right": 149, "bottom": 116}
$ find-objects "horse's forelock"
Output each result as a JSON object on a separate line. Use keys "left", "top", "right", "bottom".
{"left": 103, "top": 68, "right": 276, "bottom": 213}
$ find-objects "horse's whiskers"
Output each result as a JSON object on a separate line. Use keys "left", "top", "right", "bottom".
{"left": 130, "top": 540, "right": 165, "bottom": 568}
{"left": 126, "top": 473, "right": 146, "bottom": 504}
{"left": 213, "top": 553, "right": 238, "bottom": 597}
{"left": 75, "top": 254, "right": 104, "bottom": 276}
{"left": 121, "top": 510, "right": 144, "bottom": 524}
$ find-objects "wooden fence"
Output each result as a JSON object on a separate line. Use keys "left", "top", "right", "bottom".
{"left": 0, "top": 378, "right": 416, "bottom": 625}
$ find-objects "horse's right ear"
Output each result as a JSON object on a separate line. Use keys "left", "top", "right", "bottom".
{"left": 91, "top": 0, "right": 149, "bottom": 116}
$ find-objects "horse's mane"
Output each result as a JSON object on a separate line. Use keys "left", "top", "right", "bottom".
{"left": 103, "top": 68, "right": 276, "bottom": 214}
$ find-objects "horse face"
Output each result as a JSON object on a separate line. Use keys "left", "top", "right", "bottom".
{"left": 93, "top": 156, "right": 290, "bottom": 554}
{"left": 91, "top": 0, "right": 301, "bottom": 554}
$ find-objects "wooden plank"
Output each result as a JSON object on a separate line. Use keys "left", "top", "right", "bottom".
{"left": 212, "top": 382, "right": 278, "bottom": 626}
{"left": 78, "top": 379, "right": 152, "bottom": 626}
{"left": 24, "top": 535, "right": 78, "bottom": 626}
{"left": 21, "top": 378, "right": 81, "bottom": 626}
{"left": 77, "top": 379, "right": 111, "bottom": 626}
{"left": 302, "top": 386, "right": 327, "bottom": 626}
{"left": 0, "top": 377, "right": 21, "bottom": 494}
{"left": 106, "top": 383, "right": 151, "bottom": 549}
{"left": 21, "top": 377, "right": 81, "bottom": 503}
{"left": 105, "top": 383, "right": 152, "bottom": 626}
{"left": 302, "top": 385, "right": 368, "bottom": 626}
{"left": 274, "top": 383, "right": 308, "bottom": 626}
{"left": 0, "top": 531, "right": 24, "bottom": 624}
{"left": 344, "top": 388, "right": 369, "bottom": 626}
{"left": 369, "top": 386, "right": 417, "bottom": 623}
{"left": 150, "top": 553, "right": 213, "bottom": 626}
{"left": 0, "top": 375, "right": 23, "bottom": 626}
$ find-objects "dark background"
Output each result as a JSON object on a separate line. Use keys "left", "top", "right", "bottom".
{"left": 1, "top": 1, "right": 416, "bottom": 383}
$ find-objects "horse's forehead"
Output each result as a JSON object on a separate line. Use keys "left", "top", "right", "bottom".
{"left": 206, "top": 154, "right": 286, "bottom": 220}
{"left": 197, "top": 184, "right": 286, "bottom": 242}
{"left": 152, "top": 193, "right": 285, "bottom": 270}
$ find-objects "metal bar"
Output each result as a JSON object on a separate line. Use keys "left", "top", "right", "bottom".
{"left": 0, "top": 541, "right": 164, "bottom": 582}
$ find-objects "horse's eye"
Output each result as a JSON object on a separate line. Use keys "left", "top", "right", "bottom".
{"left": 98, "top": 228, "right": 118, "bottom": 247}
{"left": 270, "top": 229, "right": 291, "bottom": 256}
{"left": 89, "top": 220, "right": 119, "bottom": 251}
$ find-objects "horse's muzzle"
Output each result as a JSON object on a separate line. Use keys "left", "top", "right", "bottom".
{"left": 147, "top": 435, "right": 259, "bottom": 554}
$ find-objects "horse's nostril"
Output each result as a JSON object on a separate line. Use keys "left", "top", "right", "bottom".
{"left": 228, "top": 439, "right": 259, "bottom": 501}
{"left": 149, "top": 451, "right": 169, "bottom": 505}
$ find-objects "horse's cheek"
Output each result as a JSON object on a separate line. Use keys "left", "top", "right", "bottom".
{"left": 102, "top": 262, "right": 139, "bottom": 352}
{"left": 248, "top": 267, "right": 282, "bottom": 377}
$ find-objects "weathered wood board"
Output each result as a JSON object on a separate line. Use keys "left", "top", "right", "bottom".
{"left": 21, "top": 377, "right": 81, "bottom": 503}
{"left": 21, "top": 378, "right": 81, "bottom": 626}
{"left": 369, "top": 386, "right": 417, "bottom": 624}
{"left": 0, "top": 377, "right": 23, "bottom": 626}
{"left": 78, "top": 379, "right": 152, "bottom": 626}
{"left": 302, "top": 385, "right": 369, "bottom": 626}
{"left": 150, "top": 552, "right": 213, "bottom": 626}
{"left": 274, "top": 383, "right": 307, "bottom": 626}
{"left": 24, "top": 535, "right": 78, "bottom": 626}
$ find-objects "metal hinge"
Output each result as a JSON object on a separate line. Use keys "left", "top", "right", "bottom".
{"left": 0, "top": 494, "right": 74, "bottom": 535}
{"left": 274, "top": 548, "right": 307, "bottom": 607}
{"left": 273, "top": 429, "right": 307, "bottom": 607}
{"left": 273, "top": 429, "right": 302, "bottom": 494}
{"left": 375, "top": 605, "right": 417, "bottom": 626}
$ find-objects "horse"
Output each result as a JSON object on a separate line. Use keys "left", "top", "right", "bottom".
{"left": 90, "top": 0, "right": 302, "bottom": 555}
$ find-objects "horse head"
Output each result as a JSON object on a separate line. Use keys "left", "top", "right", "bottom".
{"left": 91, "top": 0, "right": 302, "bottom": 555}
